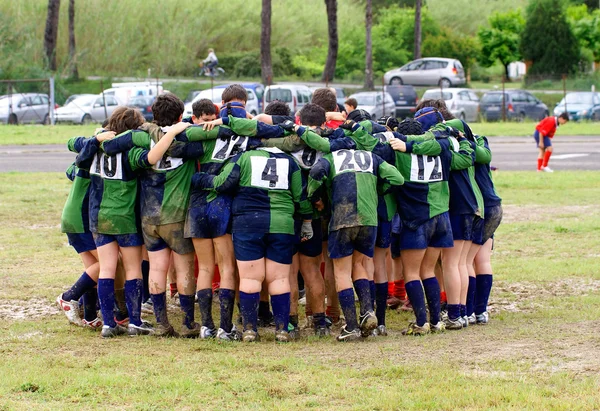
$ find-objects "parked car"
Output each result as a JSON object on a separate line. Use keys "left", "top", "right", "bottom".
{"left": 0, "top": 93, "right": 51, "bottom": 124}
{"left": 63, "top": 94, "right": 88, "bottom": 107}
{"left": 349, "top": 91, "right": 396, "bottom": 120}
{"left": 421, "top": 88, "right": 480, "bottom": 122}
{"left": 264, "top": 84, "right": 312, "bottom": 115}
{"left": 54, "top": 93, "right": 122, "bottom": 124}
{"left": 102, "top": 82, "right": 163, "bottom": 105}
{"left": 384, "top": 58, "right": 466, "bottom": 88}
{"left": 129, "top": 95, "right": 156, "bottom": 121}
{"left": 384, "top": 85, "right": 418, "bottom": 119}
{"left": 480, "top": 90, "right": 548, "bottom": 122}
{"left": 183, "top": 87, "right": 261, "bottom": 117}
{"left": 553, "top": 92, "right": 600, "bottom": 121}
{"left": 185, "top": 90, "right": 202, "bottom": 104}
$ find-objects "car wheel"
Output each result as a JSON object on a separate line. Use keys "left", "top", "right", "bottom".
{"left": 438, "top": 78, "right": 451, "bottom": 88}
{"left": 7, "top": 114, "right": 18, "bottom": 125}
{"left": 81, "top": 114, "right": 92, "bottom": 124}
{"left": 42, "top": 114, "right": 50, "bottom": 125}
{"left": 517, "top": 112, "right": 526, "bottom": 122}
{"left": 390, "top": 77, "right": 403, "bottom": 85}
{"left": 592, "top": 112, "right": 599, "bottom": 121}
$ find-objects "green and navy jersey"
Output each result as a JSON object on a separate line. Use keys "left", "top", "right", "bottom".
{"left": 61, "top": 137, "right": 92, "bottom": 233}
{"left": 373, "top": 137, "right": 474, "bottom": 229}
{"left": 308, "top": 149, "right": 404, "bottom": 231}
{"left": 198, "top": 148, "right": 312, "bottom": 235}
{"left": 294, "top": 126, "right": 356, "bottom": 169}
{"left": 76, "top": 137, "right": 151, "bottom": 235}
{"left": 474, "top": 135, "right": 501, "bottom": 208}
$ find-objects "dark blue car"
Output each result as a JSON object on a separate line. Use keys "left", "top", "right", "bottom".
{"left": 553, "top": 92, "right": 600, "bottom": 121}
{"left": 480, "top": 90, "right": 548, "bottom": 122}
{"left": 129, "top": 96, "right": 155, "bottom": 121}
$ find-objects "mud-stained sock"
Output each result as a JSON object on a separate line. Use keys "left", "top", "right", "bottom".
{"left": 353, "top": 279, "right": 373, "bottom": 316}
{"left": 196, "top": 288, "right": 214, "bottom": 329}
{"left": 475, "top": 274, "right": 493, "bottom": 315}
{"left": 375, "top": 282, "right": 388, "bottom": 326}
{"left": 114, "top": 288, "right": 128, "bottom": 320}
{"left": 179, "top": 294, "right": 195, "bottom": 328}
{"left": 447, "top": 304, "right": 461, "bottom": 321}
{"left": 313, "top": 312, "right": 326, "bottom": 328}
{"left": 466, "top": 276, "right": 477, "bottom": 316}
{"left": 62, "top": 272, "right": 96, "bottom": 302}
{"left": 83, "top": 288, "right": 98, "bottom": 322}
{"left": 369, "top": 280, "right": 376, "bottom": 311}
{"left": 405, "top": 280, "right": 427, "bottom": 327}
{"left": 98, "top": 279, "right": 116, "bottom": 328}
{"left": 141, "top": 260, "right": 150, "bottom": 302}
{"left": 150, "top": 292, "right": 168, "bottom": 325}
{"left": 271, "top": 293, "right": 291, "bottom": 332}
{"left": 422, "top": 277, "right": 441, "bottom": 325}
{"left": 338, "top": 288, "right": 358, "bottom": 330}
{"left": 239, "top": 291, "right": 260, "bottom": 332}
{"left": 124, "top": 279, "right": 143, "bottom": 326}
{"left": 219, "top": 288, "right": 235, "bottom": 333}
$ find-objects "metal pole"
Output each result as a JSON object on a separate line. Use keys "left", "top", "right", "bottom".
{"left": 49, "top": 76, "right": 55, "bottom": 125}
{"left": 502, "top": 75, "right": 506, "bottom": 122}
{"left": 156, "top": 76, "right": 159, "bottom": 97}
{"left": 382, "top": 76, "right": 385, "bottom": 116}
{"left": 100, "top": 79, "right": 108, "bottom": 120}
{"left": 562, "top": 74, "right": 567, "bottom": 114}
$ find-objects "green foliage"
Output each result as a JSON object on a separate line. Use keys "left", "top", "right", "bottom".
{"left": 566, "top": 4, "right": 600, "bottom": 65}
{"left": 477, "top": 10, "right": 525, "bottom": 74}
{"left": 423, "top": 29, "right": 480, "bottom": 71}
{"left": 521, "top": 0, "right": 580, "bottom": 76}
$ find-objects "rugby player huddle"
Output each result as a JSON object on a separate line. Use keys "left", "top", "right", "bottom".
{"left": 56, "top": 84, "right": 502, "bottom": 342}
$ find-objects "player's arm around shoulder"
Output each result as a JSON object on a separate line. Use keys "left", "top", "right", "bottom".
{"left": 307, "top": 155, "right": 332, "bottom": 199}
{"left": 101, "top": 130, "right": 151, "bottom": 155}
{"left": 448, "top": 137, "right": 476, "bottom": 171}
{"left": 375, "top": 154, "right": 404, "bottom": 187}
{"left": 474, "top": 135, "right": 492, "bottom": 164}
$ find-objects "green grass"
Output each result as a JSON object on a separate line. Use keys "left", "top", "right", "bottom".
{"left": 1, "top": 171, "right": 600, "bottom": 409}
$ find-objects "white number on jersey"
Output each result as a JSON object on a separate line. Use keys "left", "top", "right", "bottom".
{"left": 374, "top": 131, "right": 395, "bottom": 144}
{"left": 291, "top": 147, "right": 322, "bottom": 170}
{"left": 409, "top": 154, "right": 443, "bottom": 182}
{"left": 333, "top": 150, "right": 374, "bottom": 174}
{"left": 149, "top": 140, "right": 184, "bottom": 171}
{"left": 90, "top": 152, "right": 123, "bottom": 180}
{"left": 250, "top": 156, "right": 290, "bottom": 190}
{"left": 212, "top": 136, "right": 249, "bottom": 161}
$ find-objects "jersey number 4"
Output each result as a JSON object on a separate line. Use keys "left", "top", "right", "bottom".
{"left": 250, "top": 157, "right": 290, "bottom": 190}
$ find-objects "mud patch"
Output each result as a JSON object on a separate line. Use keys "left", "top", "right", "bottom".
{"left": 0, "top": 298, "right": 59, "bottom": 320}
{"left": 502, "top": 204, "right": 594, "bottom": 224}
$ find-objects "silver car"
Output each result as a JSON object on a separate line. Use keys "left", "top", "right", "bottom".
{"left": 349, "top": 91, "right": 396, "bottom": 120}
{"left": 422, "top": 88, "right": 480, "bottom": 122}
{"left": 0, "top": 93, "right": 51, "bottom": 124}
{"left": 55, "top": 94, "right": 122, "bottom": 124}
{"left": 384, "top": 58, "right": 466, "bottom": 88}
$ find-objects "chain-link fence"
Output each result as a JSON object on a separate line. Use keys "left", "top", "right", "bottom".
{"left": 0, "top": 78, "right": 55, "bottom": 125}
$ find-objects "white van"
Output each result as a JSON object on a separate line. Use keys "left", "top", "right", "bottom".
{"left": 103, "top": 82, "right": 164, "bottom": 105}
{"left": 264, "top": 85, "right": 312, "bottom": 115}
{"left": 183, "top": 87, "right": 260, "bottom": 117}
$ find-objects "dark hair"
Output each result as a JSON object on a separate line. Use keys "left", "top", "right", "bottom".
{"left": 311, "top": 88, "right": 337, "bottom": 112}
{"left": 264, "top": 100, "right": 291, "bottom": 116}
{"left": 415, "top": 99, "right": 455, "bottom": 120}
{"left": 299, "top": 103, "right": 326, "bottom": 127}
{"left": 152, "top": 93, "right": 184, "bottom": 127}
{"left": 344, "top": 98, "right": 358, "bottom": 110}
{"left": 192, "top": 98, "right": 217, "bottom": 117}
{"left": 396, "top": 118, "right": 423, "bottom": 135}
{"left": 559, "top": 112, "right": 570, "bottom": 121}
{"left": 106, "top": 106, "right": 145, "bottom": 135}
{"left": 222, "top": 84, "right": 247, "bottom": 103}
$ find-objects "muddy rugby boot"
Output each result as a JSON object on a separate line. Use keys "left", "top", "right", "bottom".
{"left": 82, "top": 317, "right": 103, "bottom": 330}
{"left": 476, "top": 311, "right": 489, "bottom": 325}
{"left": 336, "top": 326, "right": 361, "bottom": 342}
{"left": 242, "top": 329, "right": 260, "bottom": 342}
{"left": 359, "top": 311, "right": 378, "bottom": 337}
{"left": 56, "top": 295, "right": 83, "bottom": 326}
{"left": 401, "top": 322, "right": 430, "bottom": 336}
{"left": 372, "top": 325, "right": 388, "bottom": 337}
{"left": 128, "top": 321, "right": 154, "bottom": 336}
{"left": 200, "top": 326, "right": 216, "bottom": 339}
{"left": 180, "top": 322, "right": 201, "bottom": 339}
{"left": 430, "top": 321, "right": 446, "bottom": 333}
{"left": 217, "top": 326, "right": 242, "bottom": 341}
{"left": 275, "top": 330, "right": 293, "bottom": 342}
{"left": 101, "top": 324, "right": 127, "bottom": 338}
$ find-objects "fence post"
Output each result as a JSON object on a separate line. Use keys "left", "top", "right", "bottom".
{"left": 49, "top": 76, "right": 55, "bottom": 125}
{"left": 562, "top": 74, "right": 567, "bottom": 115}
{"left": 501, "top": 75, "right": 506, "bottom": 122}
{"left": 382, "top": 76, "right": 385, "bottom": 117}
{"left": 156, "top": 76, "right": 159, "bottom": 97}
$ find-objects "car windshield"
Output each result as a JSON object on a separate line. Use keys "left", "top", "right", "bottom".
{"left": 130, "top": 97, "right": 153, "bottom": 105}
{"left": 197, "top": 89, "right": 224, "bottom": 104}
{"left": 563, "top": 93, "right": 594, "bottom": 105}
{"left": 481, "top": 93, "right": 505, "bottom": 104}
{"left": 267, "top": 89, "right": 292, "bottom": 103}
{"left": 67, "top": 96, "right": 96, "bottom": 107}
{"left": 354, "top": 95, "right": 376, "bottom": 106}
{"left": 422, "top": 91, "right": 453, "bottom": 100}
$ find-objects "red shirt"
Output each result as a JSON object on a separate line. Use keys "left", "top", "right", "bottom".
{"left": 535, "top": 116, "right": 559, "bottom": 138}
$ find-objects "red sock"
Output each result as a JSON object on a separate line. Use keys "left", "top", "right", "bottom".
{"left": 212, "top": 265, "right": 221, "bottom": 293}
{"left": 537, "top": 158, "right": 543, "bottom": 171}
{"left": 440, "top": 291, "right": 447, "bottom": 304}
{"left": 193, "top": 256, "right": 199, "bottom": 280}
{"left": 388, "top": 282, "right": 394, "bottom": 297}
{"left": 393, "top": 280, "right": 406, "bottom": 300}
{"left": 169, "top": 282, "right": 177, "bottom": 297}
{"left": 326, "top": 305, "right": 340, "bottom": 321}
{"left": 542, "top": 150, "right": 552, "bottom": 168}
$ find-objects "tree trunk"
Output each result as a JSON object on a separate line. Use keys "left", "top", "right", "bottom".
{"left": 364, "top": 0, "right": 374, "bottom": 90}
{"left": 414, "top": 0, "right": 422, "bottom": 59}
{"left": 261, "top": 0, "right": 274, "bottom": 86}
{"left": 321, "top": 0, "right": 338, "bottom": 83}
{"left": 504, "top": 62, "right": 510, "bottom": 81}
{"left": 44, "top": 0, "right": 61, "bottom": 71}
{"left": 68, "top": 0, "right": 78, "bottom": 79}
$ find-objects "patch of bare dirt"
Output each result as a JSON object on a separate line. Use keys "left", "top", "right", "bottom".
{"left": 0, "top": 297, "right": 59, "bottom": 320}
{"left": 501, "top": 204, "right": 594, "bottom": 223}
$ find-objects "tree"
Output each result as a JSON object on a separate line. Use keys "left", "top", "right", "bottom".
{"left": 364, "top": 0, "right": 374, "bottom": 90}
{"left": 521, "top": 0, "right": 580, "bottom": 77}
{"left": 68, "top": 0, "right": 78, "bottom": 79}
{"left": 477, "top": 10, "right": 524, "bottom": 79}
{"left": 43, "top": 0, "right": 61, "bottom": 71}
{"left": 260, "top": 0, "right": 273, "bottom": 85}
{"left": 567, "top": 4, "right": 600, "bottom": 66}
{"left": 413, "top": 0, "right": 422, "bottom": 59}
{"left": 321, "top": 0, "right": 338, "bottom": 83}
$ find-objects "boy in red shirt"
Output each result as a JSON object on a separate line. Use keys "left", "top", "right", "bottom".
{"left": 534, "top": 112, "right": 569, "bottom": 172}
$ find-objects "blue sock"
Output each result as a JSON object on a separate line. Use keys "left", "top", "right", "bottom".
{"left": 150, "top": 292, "right": 168, "bottom": 325}
{"left": 475, "top": 274, "right": 493, "bottom": 315}
{"left": 179, "top": 294, "right": 195, "bottom": 328}
{"left": 62, "top": 272, "right": 96, "bottom": 302}
{"left": 196, "top": 288, "right": 214, "bottom": 329}
{"left": 271, "top": 292, "right": 291, "bottom": 332}
{"left": 124, "top": 279, "right": 143, "bottom": 326}
{"left": 353, "top": 279, "right": 373, "bottom": 316}
{"left": 369, "top": 280, "right": 376, "bottom": 312}
{"left": 219, "top": 288, "right": 235, "bottom": 332}
{"left": 239, "top": 291, "right": 260, "bottom": 332}
{"left": 141, "top": 260, "right": 150, "bottom": 302}
{"left": 313, "top": 312, "right": 326, "bottom": 328}
{"left": 98, "top": 279, "right": 116, "bottom": 328}
{"left": 447, "top": 304, "right": 461, "bottom": 321}
{"left": 338, "top": 288, "right": 358, "bottom": 330}
{"left": 460, "top": 304, "right": 466, "bottom": 317}
{"left": 375, "top": 282, "right": 388, "bottom": 326}
{"left": 422, "top": 277, "right": 441, "bottom": 325}
{"left": 82, "top": 288, "right": 98, "bottom": 322}
{"left": 466, "top": 276, "right": 477, "bottom": 316}
{"left": 405, "top": 280, "right": 427, "bottom": 327}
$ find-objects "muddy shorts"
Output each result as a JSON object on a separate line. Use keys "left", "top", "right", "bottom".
{"left": 185, "top": 194, "right": 232, "bottom": 239}
{"left": 93, "top": 232, "right": 144, "bottom": 248}
{"left": 399, "top": 212, "right": 453, "bottom": 250}
{"left": 473, "top": 204, "right": 503, "bottom": 245}
{"left": 233, "top": 232, "right": 295, "bottom": 265}
{"left": 449, "top": 213, "right": 476, "bottom": 242}
{"left": 143, "top": 221, "right": 194, "bottom": 255}
{"left": 328, "top": 226, "right": 377, "bottom": 259}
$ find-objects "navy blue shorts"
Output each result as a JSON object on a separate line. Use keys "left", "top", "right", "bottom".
{"left": 376, "top": 219, "right": 392, "bottom": 249}
{"left": 391, "top": 233, "right": 401, "bottom": 259}
{"left": 233, "top": 232, "right": 295, "bottom": 265}
{"left": 473, "top": 204, "right": 503, "bottom": 245}
{"left": 399, "top": 212, "right": 453, "bottom": 250}
{"left": 295, "top": 219, "right": 323, "bottom": 258}
{"left": 391, "top": 214, "right": 402, "bottom": 234}
{"left": 328, "top": 226, "right": 377, "bottom": 259}
{"left": 449, "top": 213, "right": 476, "bottom": 241}
{"left": 185, "top": 195, "right": 232, "bottom": 239}
{"left": 93, "top": 232, "right": 144, "bottom": 248}
{"left": 67, "top": 232, "right": 96, "bottom": 254}
{"left": 533, "top": 131, "right": 552, "bottom": 147}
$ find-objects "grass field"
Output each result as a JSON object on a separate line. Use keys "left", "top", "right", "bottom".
{"left": 0, "top": 171, "right": 599, "bottom": 409}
